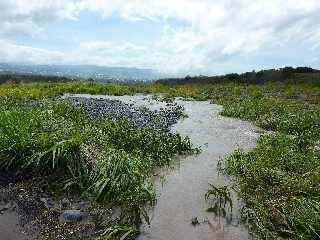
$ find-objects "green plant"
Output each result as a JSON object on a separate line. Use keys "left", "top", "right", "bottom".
{"left": 98, "top": 225, "right": 139, "bottom": 240}
{"left": 0, "top": 102, "right": 85, "bottom": 175}
{"left": 224, "top": 134, "right": 320, "bottom": 239}
{"left": 1, "top": 74, "right": 319, "bottom": 239}
{"left": 205, "top": 185, "right": 233, "bottom": 218}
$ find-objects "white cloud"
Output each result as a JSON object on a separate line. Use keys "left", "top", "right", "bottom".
{"left": 1, "top": 0, "right": 320, "bottom": 74}
{"left": 0, "top": 0, "right": 77, "bottom": 37}
{"left": 0, "top": 39, "right": 153, "bottom": 68}
{"left": 0, "top": 39, "right": 66, "bottom": 64}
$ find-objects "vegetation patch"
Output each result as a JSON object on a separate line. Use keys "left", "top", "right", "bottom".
{"left": 224, "top": 134, "right": 319, "bottom": 239}
{"left": 205, "top": 185, "right": 233, "bottom": 219}
{"left": 0, "top": 98, "right": 194, "bottom": 239}
{"left": 0, "top": 72, "right": 319, "bottom": 239}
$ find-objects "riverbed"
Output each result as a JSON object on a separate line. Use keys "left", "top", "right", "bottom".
{"left": 0, "top": 94, "right": 262, "bottom": 240}
{"left": 138, "top": 98, "right": 261, "bottom": 240}
{"left": 66, "top": 94, "right": 262, "bottom": 240}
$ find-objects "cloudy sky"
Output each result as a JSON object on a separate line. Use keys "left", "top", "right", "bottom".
{"left": 1, "top": 0, "right": 320, "bottom": 75}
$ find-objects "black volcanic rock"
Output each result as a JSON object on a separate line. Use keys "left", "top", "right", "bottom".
{"left": 63, "top": 96, "right": 183, "bottom": 132}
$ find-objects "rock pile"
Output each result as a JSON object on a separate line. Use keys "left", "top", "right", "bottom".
{"left": 64, "top": 96, "right": 184, "bottom": 132}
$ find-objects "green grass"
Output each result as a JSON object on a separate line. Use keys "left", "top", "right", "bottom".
{"left": 0, "top": 102, "right": 85, "bottom": 174}
{"left": 225, "top": 134, "right": 319, "bottom": 239}
{"left": 0, "top": 77, "right": 319, "bottom": 239}
{"left": 0, "top": 99, "right": 194, "bottom": 228}
{"left": 204, "top": 83, "right": 319, "bottom": 239}
{"left": 0, "top": 81, "right": 163, "bottom": 101}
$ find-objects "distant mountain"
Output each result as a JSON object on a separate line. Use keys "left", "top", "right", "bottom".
{"left": 156, "top": 66, "right": 320, "bottom": 85}
{"left": 0, "top": 63, "right": 167, "bottom": 82}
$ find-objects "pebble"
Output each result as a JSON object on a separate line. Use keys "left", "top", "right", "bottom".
{"left": 60, "top": 198, "right": 70, "bottom": 208}
{"left": 60, "top": 210, "right": 83, "bottom": 222}
{"left": 63, "top": 97, "right": 183, "bottom": 132}
{"left": 0, "top": 202, "right": 12, "bottom": 212}
{"left": 77, "top": 201, "right": 91, "bottom": 210}
{"left": 40, "top": 198, "right": 55, "bottom": 209}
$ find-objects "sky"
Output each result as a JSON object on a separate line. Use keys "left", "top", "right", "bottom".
{"left": 0, "top": 0, "right": 320, "bottom": 75}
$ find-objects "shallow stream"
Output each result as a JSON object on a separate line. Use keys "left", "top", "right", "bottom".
{"left": 138, "top": 98, "right": 261, "bottom": 240}
{"left": 1, "top": 94, "right": 262, "bottom": 240}
{"left": 67, "top": 94, "right": 262, "bottom": 240}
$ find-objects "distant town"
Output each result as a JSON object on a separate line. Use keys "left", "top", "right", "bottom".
{"left": 0, "top": 63, "right": 168, "bottom": 82}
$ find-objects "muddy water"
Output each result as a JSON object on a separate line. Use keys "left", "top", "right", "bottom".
{"left": 0, "top": 210, "right": 28, "bottom": 240}
{"left": 138, "top": 99, "right": 262, "bottom": 240}
{"left": 66, "top": 94, "right": 262, "bottom": 240}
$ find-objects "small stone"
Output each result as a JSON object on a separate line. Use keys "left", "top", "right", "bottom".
{"left": 60, "top": 198, "right": 70, "bottom": 208}
{"left": 60, "top": 210, "right": 83, "bottom": 222}
{"left": 0, "top": 203, "right": 12, "bottom": 212}
{"left": 89, "top": 210, "right": 100, "bottom": 223}
{"left": 191, "top": 217, "right": 200, "bottom": 225}
{"left": 40, "top": 198, "right": 55, "bottom": 209}
{"left": 77, "top": 201, "right": 91, "bottom": 210}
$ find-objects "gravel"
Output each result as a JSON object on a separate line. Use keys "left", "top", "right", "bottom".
{"left": 63, "top": 96, "right": 184, "bottom": 132}
{"left": 0, "top": 184, "right": 115, "bottom": 239}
